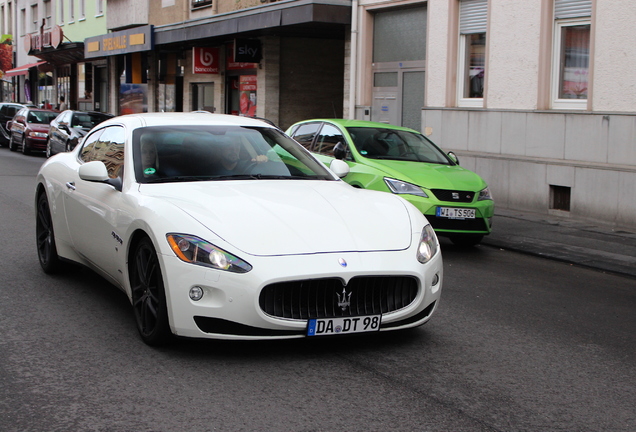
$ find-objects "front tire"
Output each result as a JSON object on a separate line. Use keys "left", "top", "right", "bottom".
{"left": 36, "top": 193, "right": 63, "bottom": 273}
{"left": 130, "top": 237, "right": 172, "bottom": 346}
{"left": 46, "top": 139, "right": 52, "bottom": 158}
{"left": 21, "top": 135, "right": 31, "bottom": 155}
{"left": 8, "top": 133, "right": 17, "bottom": 151}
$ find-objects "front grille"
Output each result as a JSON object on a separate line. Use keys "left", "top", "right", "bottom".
{"left": 427, "top": 215, "right": 489, "bottom": 232}
{"left": 259, "top": 276, "right": 418, "bottom": 320}
{"left": 431, "top": 189, "right": 475, "bottom": 203}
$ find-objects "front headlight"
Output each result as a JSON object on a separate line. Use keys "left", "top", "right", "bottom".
{"left": 384, "top": 178, "right": 429, "bottom": 198}
{"left": 166, "top": 234, "right": 252, "bottom": 273}
{"left": 416, "top": 224, "right": 439, "bottom": 264}
{"left": 29, "top": 131, "right": 48, "bottom": 138}
{"left": 478, "top": 186, "right": 493, "bottom": 201}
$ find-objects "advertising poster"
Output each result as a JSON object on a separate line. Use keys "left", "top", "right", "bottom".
{"left": 239, "top": 75, "right": 257, "bottom": 117}
{"left": 0, "top": 35, "right": 12, "bottom": 78}
{"left": 119, "top": 83, "right": 148, "bottom": 114}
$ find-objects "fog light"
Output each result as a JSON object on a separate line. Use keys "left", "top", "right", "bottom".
{"left": 189, "top": 286, "right": 204, "bottom": 301}
{"left": 432, "top": 273, "right": 440, "bottom": 286}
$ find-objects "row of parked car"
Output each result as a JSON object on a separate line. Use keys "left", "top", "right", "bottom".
{"left": 0, "top": 102, "right": 112, "bottom": 157}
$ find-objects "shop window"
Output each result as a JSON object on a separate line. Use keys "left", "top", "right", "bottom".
{"left": 458, "top": 0, "right": 487, "bottom": 107}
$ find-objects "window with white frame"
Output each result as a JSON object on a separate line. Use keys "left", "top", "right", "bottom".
{"left": 70, "top": 0, "right": 75, "bottom": 22}
{"left": 80, "top": 0, "right": 85, "bottom": 19}
{"left": 31, "top": 4, "right": 38, "bottom": 32}
{"left": 458, "top": 0, "right": 487, "bottom": 107}
{"left": 44, "top": 0, "right": 51, "bottom": 28}
{"left": 551, "top": 0, "right": 591, "bottom": 109}
{"left": 96, "top": 0, "right": 104, "bottom": 16}
{"left": 60, "top": 0, "right": 65, "bottom": 24}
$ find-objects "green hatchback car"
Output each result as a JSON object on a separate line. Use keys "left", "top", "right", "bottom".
{"left": 286, "top": 119, "right": 494, "bottom": 246}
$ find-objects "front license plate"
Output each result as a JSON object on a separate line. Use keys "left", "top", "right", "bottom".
{"left": 436, "top": 207, "right": 476, "bottom": 219}
{"left": 307, "top": 315, "right": 381, "bottom": 336}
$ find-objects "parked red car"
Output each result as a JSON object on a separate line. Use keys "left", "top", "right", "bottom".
{"left": 7, "top": 107, "right": 58, "bottom": 155}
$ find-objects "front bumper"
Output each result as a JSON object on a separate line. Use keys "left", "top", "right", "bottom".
{"left": 159, "top": 245, "right": 443, "bottom": 340}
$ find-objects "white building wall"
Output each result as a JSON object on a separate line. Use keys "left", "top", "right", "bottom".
{"left": 425, "top": 0, "right": 450, "bottom": 108}
{"left": 486, "top": 0, "right": 542, "bottom": 110}
{"left": 592, "top": 1, "right": 636, "bottom": 112}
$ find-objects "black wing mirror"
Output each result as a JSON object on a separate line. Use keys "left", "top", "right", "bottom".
{"left": 333, "top": 141, "right": 347, "bottom": 160}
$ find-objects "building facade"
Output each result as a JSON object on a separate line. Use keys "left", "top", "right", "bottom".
{"left": 349, "top": 0, "right": 635, "bottom": 229}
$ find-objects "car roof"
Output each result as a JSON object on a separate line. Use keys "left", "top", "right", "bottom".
{"left": 293, "top": 118, "right": 421, "bottom": 133}
{"left": 98, "top": 112, "right": 278, "bottom": 129}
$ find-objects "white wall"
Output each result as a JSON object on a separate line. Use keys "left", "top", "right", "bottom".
{"left": 592, "top": 1, "right": 636, "bottom": 112}
{"left": 486, "top": 0, "right": 542, "bottom": 109}
{"left": 425, "top": 0, "right": 450, "bottom": 108}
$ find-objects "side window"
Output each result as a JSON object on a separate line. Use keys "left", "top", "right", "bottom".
{"left": 79, "top": 129, "right": 105, "bottom": 162}
{"left": 314, "top": 124, "right": 345, "bottom": 157}
{"left": 290, "top": 123, "right": 321, "bottom": 150}
{"left": 94, "top": 126, "right": 126, "bottom": 179}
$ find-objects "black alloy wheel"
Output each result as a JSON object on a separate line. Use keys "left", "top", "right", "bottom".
{"left": 130, "top": 237, "right": 172, "bottom": 346}
{"left": 45, "top": 140, "right": 51, "bottom": 158}
{"left": 36, "top": 193, "right": 62, "bottom": 273}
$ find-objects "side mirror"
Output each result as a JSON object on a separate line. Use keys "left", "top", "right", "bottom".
{"left": 447, "top": 151, "right": 459, "bottom": 165}
{"left": 329, "top": 159, "right": 350, "bottom": 178}
{"left": 333, "top": 141, "right": 347, "bottom": 160}
{"left": 60, "top": 124, "right": 70, "bottom": 133}
{"left": 78, "top": 161, "right": 122, "bottom": 191}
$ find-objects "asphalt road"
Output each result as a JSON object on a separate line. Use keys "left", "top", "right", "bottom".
{"left": 1, "top": 148, "right": 635, "bottom": 431}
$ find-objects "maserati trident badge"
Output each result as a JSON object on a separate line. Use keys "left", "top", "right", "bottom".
{"left": 336, "top": 288, "right": 352, "bottom": 311}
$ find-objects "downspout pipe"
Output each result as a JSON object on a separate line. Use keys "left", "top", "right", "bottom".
{"left": 348, "top": 0, "right": 359, "bottom": 120}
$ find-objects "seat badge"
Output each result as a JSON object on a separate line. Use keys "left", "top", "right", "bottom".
{"left": 336, "top": 288, "right": 352, "bottom": 311}
{"left": 452, "top": 192, "right": 460, "bottom": 200}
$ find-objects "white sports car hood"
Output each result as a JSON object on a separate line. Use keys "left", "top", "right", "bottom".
{"left": 140, "top": 181, "right": 413, "bottom": 256}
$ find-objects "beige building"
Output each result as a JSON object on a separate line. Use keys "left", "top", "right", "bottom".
{"left": 348, "top": 0, "right": 635, "bottom": 229}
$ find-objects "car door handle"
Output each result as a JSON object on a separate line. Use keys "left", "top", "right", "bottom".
{"left": 66, "top": 182, "right": 76, "bottom": 191}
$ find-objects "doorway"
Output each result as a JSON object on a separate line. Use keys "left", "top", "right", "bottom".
{"left": 192, "top": 83, "right": 215, "bottom": 112}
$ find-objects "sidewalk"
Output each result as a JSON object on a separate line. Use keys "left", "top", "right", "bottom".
{"left": 480, "top": 208, "right": 636, "bottom": 279}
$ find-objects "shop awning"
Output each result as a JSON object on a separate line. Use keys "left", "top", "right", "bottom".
{"left": 4, "top": 61, "right": 47, "bottom": 77}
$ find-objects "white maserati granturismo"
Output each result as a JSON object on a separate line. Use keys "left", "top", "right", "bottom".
{"left": 35, "top": 112, "right": 443, "bottom": 345}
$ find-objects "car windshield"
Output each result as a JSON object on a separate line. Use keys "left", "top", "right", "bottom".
{"left": 27, "top": 111, "right": 58, "bottom": 124}
{"left": 346, "top": 127, "right": 452, "bottom": 164}
{"left": 134, "top": 125, "right": 337, "bottom": 184}
{"left": 72, "top": 113, "right": 111, "bottom": 129}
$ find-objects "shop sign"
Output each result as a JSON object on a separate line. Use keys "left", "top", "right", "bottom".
{"left": 193, "top": 47, "right": 219, "bottom": 74}
{"left": 85, "top": 25, "right": 153, "bottom": 58}
{"left": 234, "top": 39, "right": 262, "bottom": 63}
{"left": 24, "top": 25, "right": 64, "bottom": 53}
{"left": 226, "top": 43, "right": 258, "bottom": 71}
